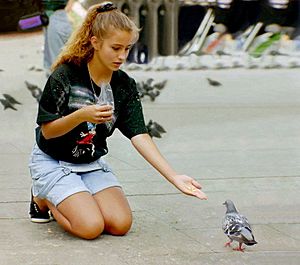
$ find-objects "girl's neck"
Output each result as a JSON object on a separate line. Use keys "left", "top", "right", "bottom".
{"left": 87, "top": 60, "right": 112, "bottom": 85}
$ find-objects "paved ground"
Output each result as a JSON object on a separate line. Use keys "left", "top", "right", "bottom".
{"left": 0, "top": 31, "right": 300, "bottom": 265}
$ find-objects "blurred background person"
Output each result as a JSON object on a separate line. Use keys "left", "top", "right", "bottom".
{"left": 42, "top": 0, "right": 74, "bottom": 76}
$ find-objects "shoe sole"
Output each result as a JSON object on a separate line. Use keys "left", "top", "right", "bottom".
{"left": 30, "top": 215, "right": 51, "bottom": 223}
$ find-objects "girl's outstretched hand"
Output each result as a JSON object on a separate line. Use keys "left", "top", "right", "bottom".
{"left": 171, "top": 174, "right": 208, "bottom": 200}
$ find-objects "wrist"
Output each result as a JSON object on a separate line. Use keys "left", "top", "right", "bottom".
{"left": 75, "top": 108, "right": 86, "bottom": 123}
{"left": 166, "top": 172, "right": 179, "bottom": 183}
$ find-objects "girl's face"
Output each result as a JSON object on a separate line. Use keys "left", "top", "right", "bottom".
{"left": 91, "top": 29, "right": 135, "bottom": 72}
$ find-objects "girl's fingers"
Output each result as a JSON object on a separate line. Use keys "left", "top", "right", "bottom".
{"left": 101, "top": 111, "right": 113, "bottom": 117}
{"left": 191, "top": 179, "right": 202, "bottom": 189}
{"left": 96, "top": 104, "right": 113, "bottom": 111}
{"left": 193, "top": 189, "right": 208, "bottom": 200}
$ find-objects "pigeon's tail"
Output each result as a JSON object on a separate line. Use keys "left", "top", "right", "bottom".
{"left": 244, "top": 239, "right": 257, "bottom": 246}
{"left": 241, "top": 227, "right": 257, "bottom": 246}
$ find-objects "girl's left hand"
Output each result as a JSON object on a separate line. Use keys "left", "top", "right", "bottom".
{"left": 171, "top": 174, "right": 208, "bottom": 200}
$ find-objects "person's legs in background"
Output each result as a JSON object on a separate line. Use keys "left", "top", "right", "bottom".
{"left": 43, "top": 9, "right": 73, "bottom": 76}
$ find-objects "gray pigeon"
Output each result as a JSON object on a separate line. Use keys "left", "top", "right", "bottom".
{"left": 0, "top": 98, "right": 17, "bottom": 111}
{"left": 28, "top": 65, "right": 44, "bottom": 72}
{"left": 146, "top": 90, "right": 160, "bottom": 101}
{"left": 152, "top": 120, "right": 166, "bottom": 133}
{"left": 146, "top": 119, "right": 166, "bottom": 138}
{"left": 24, "top": 80, "right": 39, "bottom": 91}
{"left": 216, "top": 50, "right": 231, "bottom": 56}
{"left": 25, "top": 81, "right": 42, "bottom": 102}
{"left": 207, "top": 77, "right": 222, "bottom": 86}
{"left": 137, "top": 79, "right": 161, "bottom": 102}
{"left": 3, "top": 94, "right": 22, "bottom": 105}
{"left": 145, "top": 78, "right": 154, "bottom": 87}
{"left": 222, "top": 200, "right": 257, "bottom": 251}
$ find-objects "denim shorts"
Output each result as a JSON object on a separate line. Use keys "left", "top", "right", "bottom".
{"left": 29, "top": 144, "right": 121, "bottom": 207}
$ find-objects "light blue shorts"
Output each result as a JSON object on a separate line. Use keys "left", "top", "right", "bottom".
{"left": 29, "top": 144, "right": 121, "bottom": 207}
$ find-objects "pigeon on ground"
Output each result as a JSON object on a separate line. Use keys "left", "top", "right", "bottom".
{"left": 3, "top": 94, "right": 22, "bottom": 105}
{"left": 25, "top": 80, "right": 42, "bottom": 102}
{"left": 216, "top": 50, "right": 231, "bottom": 56}
{"left": 207, "top": 77, "right": 222, "bottom": 86}
{"left": 222, "top": 200, "right": 257, "bottom": 252}
{"left": 28, "top": 65, "right": 44, "bottom": 72}
{"left": 146, "top": 119, "right": 167, "bottom": 138}
{"left": 0, "top": 98, "right": 17, "bottom": 111}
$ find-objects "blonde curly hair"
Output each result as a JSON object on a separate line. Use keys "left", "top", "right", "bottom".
{"left": 52, "top": 2, "right": 139, "bottom": 70}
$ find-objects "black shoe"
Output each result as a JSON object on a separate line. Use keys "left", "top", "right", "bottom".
{"left": 29, "top": 193, "right": 51, "bottom": 223}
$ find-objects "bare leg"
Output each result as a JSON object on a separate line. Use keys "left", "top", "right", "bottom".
{"left": 34, "top": 187, "right": 131, "bottom": 238}
{"left": 46, "top": 191, "right": 105, "bottom": 240}
{"left": 93, "top": 187, "right": 132, "bottom": 236}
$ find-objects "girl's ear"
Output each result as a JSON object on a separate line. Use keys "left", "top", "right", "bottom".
{"left": 90, "top": 36, "right": 100, "bottom": 50}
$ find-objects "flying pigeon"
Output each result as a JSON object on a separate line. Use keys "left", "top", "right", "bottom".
{"left": 146, "top": 119, "right": 167, "bottom": 138}
{"left": 152, "top": 120, "right": 166, "bottom": 133}
{"left": 147, "top": 126, "right": 161, "bottom": 138}
{"left": 145, "top": 78, "right": 154, "bottom": 87}
{"left": 25, "top": 80, "right": 42, "bottom": 102}
{"left": 146, "top": 90, "right": 160, "bottom": 102}
{"left": 141, "top": 79, "right": 154, "bottom": 93}
{"left": 207, "top": 78, "right": 222, "bottom": 86}
{"left": 25, "top": 80, "right": 39, "bottom": 91}
{"left": 136, "top": 82, "right": 145, "bottom": 98}
{"left": 136, "top": 79, "right": 161, "bottom": 102}
{"left": 3, "top": 94, "right": 22, "bottom": 105}
{"left": 222, "top": 200, "right": 257, "bottom": 252}
{"left": 0, "top": 98, "right": 17, "bottom": 111}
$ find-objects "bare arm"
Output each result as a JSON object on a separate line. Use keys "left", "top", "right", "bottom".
{"left": 131, "top": 133, "right": 207, "bottom": 200}
{"left": 42, "top": 104, "right": 113, "bottom": 139}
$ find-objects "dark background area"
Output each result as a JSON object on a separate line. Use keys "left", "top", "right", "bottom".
{"left": 0, "top": 0, "right": 42, "bottom": 32}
